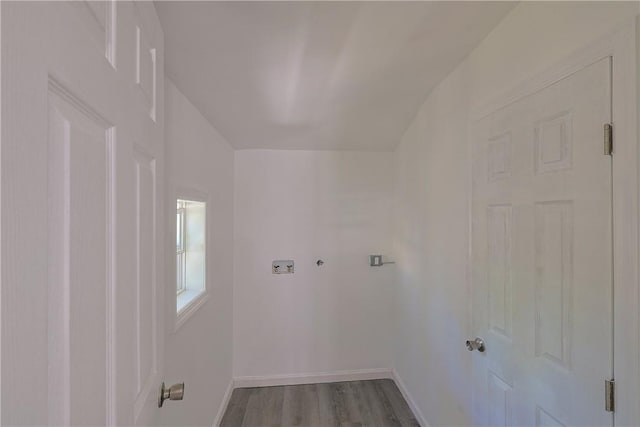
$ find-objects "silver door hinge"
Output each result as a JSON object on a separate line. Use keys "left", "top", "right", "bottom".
{"left": 605, "top": 379, "right": 615, "bottom": 412}
{"left": 604, "top": 123, "right": 613, "bottom": 156}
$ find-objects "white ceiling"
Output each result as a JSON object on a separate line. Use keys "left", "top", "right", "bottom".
{"left": 156, "top": 1, "right": 515, "bottom": 151}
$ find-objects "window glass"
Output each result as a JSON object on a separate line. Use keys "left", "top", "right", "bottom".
{"left": 176, "top": 198, "right": 206, "bottom": 314}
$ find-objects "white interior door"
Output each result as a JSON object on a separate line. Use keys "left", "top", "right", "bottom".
{"left": 471, "top": 58, "right": 613, "bottom": 426}
{"left": 1, "top": 1, "right": 165, "bottom": 425}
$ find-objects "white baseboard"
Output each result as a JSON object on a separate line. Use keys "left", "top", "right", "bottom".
{"left": 392, "top": 369, "right": 430, "bottom": 427}
{"left": 213, "top": 379, "right": 234, "bottom": 427}
{"left": 233, "top": 367, "right": 393, "bottom": 388}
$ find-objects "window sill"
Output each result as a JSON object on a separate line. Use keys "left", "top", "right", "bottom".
{"left": 176, "top": 289, "right": 209, "bottom": 331}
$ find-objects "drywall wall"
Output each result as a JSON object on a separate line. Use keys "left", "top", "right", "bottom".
{"left": 234, "top": 150, "right": 394, "bottom": 381}
{"left": 392, "top": 2, "right": 638, "bottom": 426}
{"left": 162, "top": 79, "right": 234, "bottom": 426}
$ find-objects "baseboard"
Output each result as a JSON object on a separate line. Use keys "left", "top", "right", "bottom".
{"left": 233, "top": 367, "right": 393, "bottom": 388}
{"left": 213, "top": 379, "right": 234, "bottom": 427}
{"left": 392, "top": 369, "right": 430, "bottom": 427}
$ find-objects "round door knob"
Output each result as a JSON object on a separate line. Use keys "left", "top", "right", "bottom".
{"left": 466, "top": 337, "right": 485, "bottom": 352}
{"left": 158, "top": 382, "right": 185, "bottom": 407}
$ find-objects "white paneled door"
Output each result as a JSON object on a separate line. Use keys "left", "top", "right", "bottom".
{"left": 2, "top": 2, "right": 165, "bottom": 425}
{"left": 471, "top": 58, "right": 613, "bottom": 426}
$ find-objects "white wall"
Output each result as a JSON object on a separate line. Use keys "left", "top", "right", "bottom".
{"left": 159, "top": 4, "right": 639, "bottom": 425}
{"left": 163, "top": 79, "right": 234, "bottom": 426}
{"left": 234, "top": 150, "right": 394, "bottom": 380}
{"left": 392, "top": 2, "right": 638, "bottom": 426}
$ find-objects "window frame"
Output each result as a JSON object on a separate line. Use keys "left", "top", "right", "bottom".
{"left": 174, "top": 188, "right": 210, "bottom": 331}
{"left": 176, "top": 200, "right": 187, "bottom": 295}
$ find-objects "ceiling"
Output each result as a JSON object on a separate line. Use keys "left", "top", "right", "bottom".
{"left": 156, "top": 1, "right": 515, "bottom": 151}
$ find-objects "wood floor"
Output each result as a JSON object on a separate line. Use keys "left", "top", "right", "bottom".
{"left": 220, "top": 379, "right": 419, "bottom": 427}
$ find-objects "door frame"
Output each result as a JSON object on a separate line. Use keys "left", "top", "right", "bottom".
{"left": 467, "top": 18, "right": 639, "bottom": 425}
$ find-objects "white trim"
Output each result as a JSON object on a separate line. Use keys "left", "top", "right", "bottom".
{"left": 610, "top": 18, "right": 639, "bottom": 425}
{"left": 470, "top": 19, "right": 634, "bottom": 121}
{"left": 213, "top": 379, "right": 234, "bottom": 427}
{"left": 175, "top": 186, "right": 209, "bottom": 205}
{"left": 233, "top": 368, "right": 393, "bottom": 388}
{"left": 105, "top": 0, "right": 116, "bottom": 69}
{"left": 175, "top": 291, "right": 209, "bottom": 332}
{"left": 467, "top": 18, "right": 639, "bottom": 426}
{"left": 392, "top": 369, "right": 430, "bottom": 427}
{"left": 172, "top": 186, "right": 211, "bottom": 332}
{"left": 105, "top": 127, "right": 116, "bottom": 426}
{"left": 0, "top": 2, "right": 3, "bottom": 421}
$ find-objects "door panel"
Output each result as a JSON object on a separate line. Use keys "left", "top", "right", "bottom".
{"left": 2, "top": 1, "right": 165, "bottom": 424}
{"left": 534, "top": 200, "right": 572, "bottom": 370}
{"left": 487, "top": 203, "right": 512, "bottom": 340}
{"left": 133, "top": 149, "right": 160, "bottom": 424}
{"left": 47, "top": 82, "right": 115, "bottom": 426}
{"left": 472, "top": 58, "right": 612, "bottom": 426}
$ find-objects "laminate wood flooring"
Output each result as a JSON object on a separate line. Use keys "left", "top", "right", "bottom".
{"left": 220, "top": 379, "right": 420, "bottom": 427}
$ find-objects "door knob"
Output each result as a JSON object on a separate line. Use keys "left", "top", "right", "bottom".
{"left": 158, "top": 382, "right": 185, "bottom": 407}
{"left": 466, "top": 337, "right": 485, "bottom": 352}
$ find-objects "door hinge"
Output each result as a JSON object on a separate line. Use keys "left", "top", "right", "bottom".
{"left": 605, "top": 379, "right": 615, "bottom": 412}
{"left": 604, "top": 123, "right": 613, "bottom": 156}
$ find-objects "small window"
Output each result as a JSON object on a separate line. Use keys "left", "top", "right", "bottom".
{"left": 176, "top": 198, "right": 207, "bottom": 315}
{"left": 176, "top": 200, "right": 186, "bottom": 295}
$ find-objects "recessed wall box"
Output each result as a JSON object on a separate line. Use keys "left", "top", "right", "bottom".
{"left": 369, "top": 255, "right": 383, "bottom": 267}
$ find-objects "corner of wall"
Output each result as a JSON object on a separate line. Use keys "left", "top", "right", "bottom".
{"left": 212, "top": 379, "right": 235, "bottom": 427}
{"left": 392, "top": 369, "right": 430, "bottom": 427}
